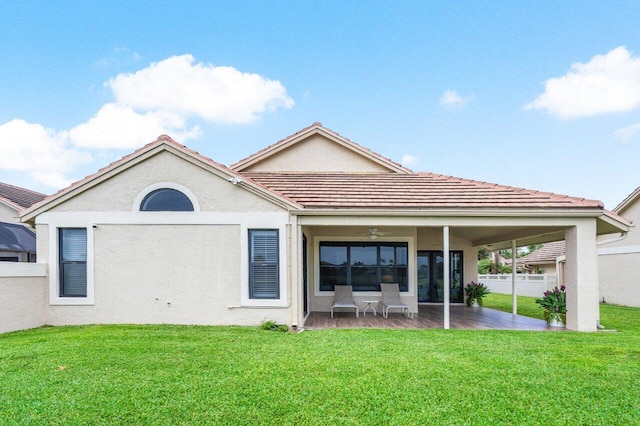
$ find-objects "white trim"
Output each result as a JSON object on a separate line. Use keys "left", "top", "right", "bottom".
{"left": 0, "top": 262, "right": 46, "bottom": 277}
{"left": 598, "top": 245, "right": 640, "bottom": 256}
{"left": 132, "top": 182, "right": 201, "bottom": 212}
{"left": 312, "top": 236, "right": 415, "bottom": 298}
{"left": 36, "top": 211, "right": 289, "bottom": 225}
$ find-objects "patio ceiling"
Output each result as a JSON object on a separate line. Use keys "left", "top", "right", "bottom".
{"left": 302, "top": 224, "right": 573, "bottom": 249}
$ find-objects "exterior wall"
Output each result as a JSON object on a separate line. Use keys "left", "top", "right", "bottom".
{"left": 598, "top": 253, "right": 640, "bottom": 307}
{"left": 307, "top": 226, "right": 417, "bottom": 313}
{"left": 0, "top": 263, "right": 47, "bottom": 334}
{"left": 45, "top": 223, "right": 288, "bottom": 326}
{"left": 597, "top": 198, "right": 640, "bottom": 307}
{"left": 305, "top": 226, "right": 476, "bottom": 315}
{"left": 50, "top": 151, "right": 284, "bottom": 213}
{"left": 0, "top": 202, "right": 19, "bottom": 223}
{"left": 35, "top": 150, "right": 294, "bottom": 327}
{"left": 241, "top": 134, "right": 394, "bottom": 173}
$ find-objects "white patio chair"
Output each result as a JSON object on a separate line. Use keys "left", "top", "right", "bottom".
{"left": 331, "top": 285, "right": 359, "bottom": 318}
{"left": 380, "top": 283, "right": 414, "bottom": 319}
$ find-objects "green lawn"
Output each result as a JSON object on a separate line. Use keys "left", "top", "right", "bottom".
{"left": 1, "top": 306, "right": 639, "bottom": 425}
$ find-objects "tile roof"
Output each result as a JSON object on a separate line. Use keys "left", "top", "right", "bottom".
{"left": 0, "top": 182, "right": 47, "bottom": 209}
{"left": 240, "top": 172, "right": 604, "bottom": 209}
{"left": 516, "top": 241, "right": 566, "bottom": 265}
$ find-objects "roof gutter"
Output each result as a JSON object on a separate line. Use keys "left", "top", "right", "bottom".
{"left": 597, "top": 231, "right": 629, "bottom": 246}
{"left": 289, "top": 207, "right": 611, "bottom": 218}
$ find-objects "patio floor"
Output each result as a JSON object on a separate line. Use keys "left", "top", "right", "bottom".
{"left": 302, "top": 305, "right": 565, "bottom": 331}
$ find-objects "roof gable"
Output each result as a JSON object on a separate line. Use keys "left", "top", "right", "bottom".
{"left": 21, "top": 135, "right": 300, "bottom": 222}
{"left": 231, "top": 122, "right": 412, "bottom": 174}
{"left": 614, "top": 186, "right": 640, "bottom": 214}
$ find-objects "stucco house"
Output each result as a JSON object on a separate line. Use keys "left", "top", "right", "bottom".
{"left": 598, "top": 186, "right": 640, "bottom": 307}
{"left": 0, "top": 182, "right": 45, "bottom": 262}
{"left": 512, "top": 241, "right": 565, "bottom": 275}
{"left": 1, "top": 123, "right": 630, "bottom": 333}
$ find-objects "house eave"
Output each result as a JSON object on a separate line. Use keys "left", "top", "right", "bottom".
{"left": 290, "top": 207, "right": 610, "bottom": 218}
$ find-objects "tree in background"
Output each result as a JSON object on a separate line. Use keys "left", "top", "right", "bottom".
{"left": 478, "top": 244, "right": 542, "bottom": 274}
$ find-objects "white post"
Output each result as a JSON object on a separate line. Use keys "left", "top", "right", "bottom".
{"left": 512, "top": 239, "right": 517, "bottom": 315}
{"left": 565, "top": 221, "right": 598, "bottom": 331}
{"left": 443, "top": 226, "right": 450, "bottom": 329}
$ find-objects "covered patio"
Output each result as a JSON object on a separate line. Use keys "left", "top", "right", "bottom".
{"left": 302, "top": 305, "right": 565, "bottom": 331}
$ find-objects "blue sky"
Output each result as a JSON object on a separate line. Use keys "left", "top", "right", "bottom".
{"left": 1, "top": 1, "right": 639, "bottom": 209}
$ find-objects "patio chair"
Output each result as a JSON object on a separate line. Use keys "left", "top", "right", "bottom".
{"left": 380, "top": 283, "right": 414, "bottom": 319}
{"left": 331, "top": 285, "right": 359, "bottom": 318}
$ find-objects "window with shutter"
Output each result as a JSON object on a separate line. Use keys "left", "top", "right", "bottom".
{"left": 59, "top": 228, "right": 87, "bottom": 297}
{"left": 249, "top": 229, "right": 279, "bottom": 299}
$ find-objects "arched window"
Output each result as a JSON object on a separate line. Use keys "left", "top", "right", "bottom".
{"left": 140, "top": 188, "right": 194, "bottom": 211}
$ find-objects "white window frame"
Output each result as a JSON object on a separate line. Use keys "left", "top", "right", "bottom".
{"left": 49, "top": 222, "right": 95, "bottom": 305}
{"left": 133, "top": 182, "right": 200, "bottom": 212}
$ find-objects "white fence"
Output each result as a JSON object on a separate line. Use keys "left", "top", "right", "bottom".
{"left": 478, "top": 274, "right": 558, "bottom": 298}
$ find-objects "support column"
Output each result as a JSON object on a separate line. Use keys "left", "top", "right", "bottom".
{"left": 512, "top": 240, "right": 517, "bottom": 315}
{"left": 443, "top": 226, "right": 450, "bottom": 330}
{"left": 565, "top": 220, "right": 598, "bottom": 332}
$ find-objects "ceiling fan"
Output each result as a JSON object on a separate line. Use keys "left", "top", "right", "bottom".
{"left": 355, "top": 227, "right": 392, "bottom": 240}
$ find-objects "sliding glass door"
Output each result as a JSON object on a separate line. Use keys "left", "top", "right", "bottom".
{"left": 417, "top": 251, "right": 463, "bottom": 303}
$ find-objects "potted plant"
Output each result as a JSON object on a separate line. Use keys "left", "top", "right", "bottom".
{"left": 465, "top": 281, "right": 490, "bottom": 307}
{"left": 535, "top": 285, "right": 567, "bottom": 327}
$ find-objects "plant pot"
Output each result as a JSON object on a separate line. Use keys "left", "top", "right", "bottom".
{"left": 547, "top": 317, "right": 564, "bottom": 327}
{"left": 470, "top": 299, "right": 480, "bottom": 308}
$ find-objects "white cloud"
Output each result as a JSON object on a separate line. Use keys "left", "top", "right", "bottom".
{"left": 107, "top": 54, "right": 295, "bottom": 124}
{"left": 439, "top": 90, "right": 473, "bottom": 109}
{"left": 93, "top": 47, "right": 141, "bottom": 69}
{"left": 68, "top": 103, "right": 202, "bottom": 149}
{"left": 401, "top": 154, "right": 420, "bottom": 167}
{"left": 614, "top": 122, "right": 640, "bottom": 142}
{"left": 525, "top": 46, "right": 640, "bottom": 119}
{"left": 0, "top": 54, "right": 295, "bottom": 191}
{"left": 0, "top": 119, "right": 92, "bottom": 189}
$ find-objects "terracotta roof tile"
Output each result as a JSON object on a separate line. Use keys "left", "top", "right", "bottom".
{"left": 241, "top": 172, "right": 604, "bottom": 210}
{"left": 0, "top": 182, "right": 47, "bottom": 209}
{"left": 516, "top": 241, "right": 566, "bottom": 265}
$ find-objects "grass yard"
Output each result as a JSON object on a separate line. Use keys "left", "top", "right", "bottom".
{"left": 1, "top": 305, "right": 639, "bottom": 425}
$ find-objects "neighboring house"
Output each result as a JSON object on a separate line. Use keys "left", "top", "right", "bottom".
{"left": 515, "top": 241, "right": 565, "bottom": 275}
{"left": 598, "top": 187, "right": 640, "bottom": 307}
{"left": 7, "top": 123, "right": 630, "bottom": 332}
{"left": 0, "top": 182, "right": 46, "bottom": 262}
